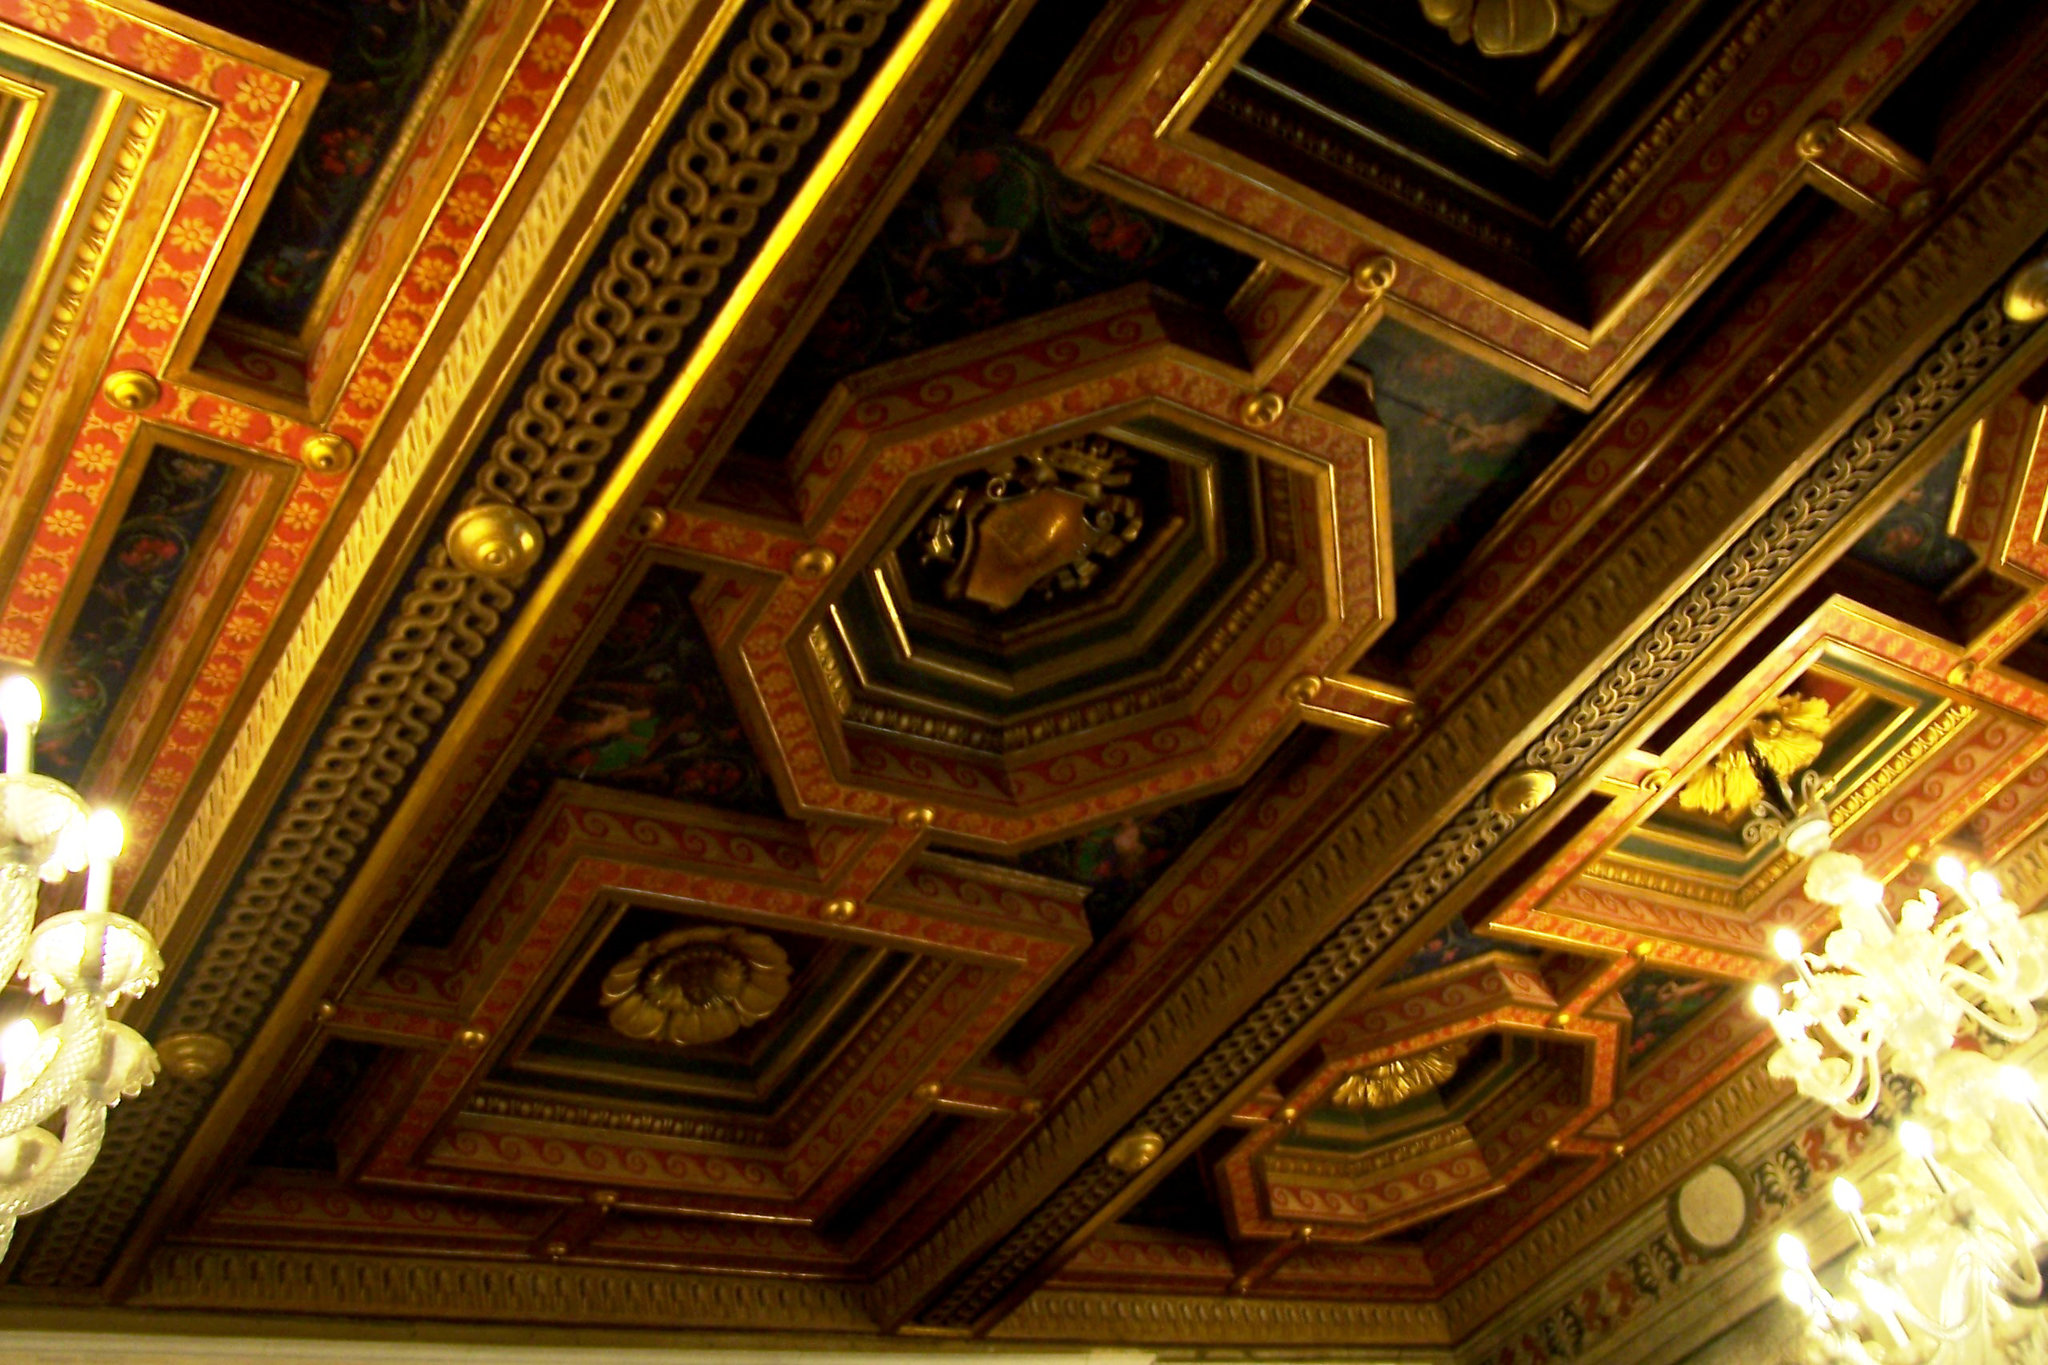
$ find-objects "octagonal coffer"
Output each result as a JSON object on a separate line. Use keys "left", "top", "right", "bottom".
{"left": 731, "top": 285, "right": 1390, "bottom": 847}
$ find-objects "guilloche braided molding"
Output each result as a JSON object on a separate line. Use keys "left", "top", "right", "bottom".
{"left": 22, "top": 0, "right": 903, "bottom": 1290}
{"left": 136, "top": 0, "right": 701, "bottom": 948}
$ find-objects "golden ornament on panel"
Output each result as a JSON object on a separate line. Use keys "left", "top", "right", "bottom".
{"left": 1331, "top": 1040, "right": 1469, "bottom": 1111}
{"left": 1420, "top": 0, "right": 1620, "bottom": 57}
{"left": 1489, "top": 768, "right": 1556, "bottom": 817}
{"left": 1679, "top": 692, "right": 1829, "bottom": 818}
{"left": 446, "top": 502, "right": 544, "bottom": 578}
{"left": 599, "top": 926, "right": 791, "bottom": 1046}
{"left": 1106, "top": 1128, "right": 1164, "bottom": 1174}
{"left": 101, "top": 369, "right": 159, "bottom": 412}
{"left": 301, "top": 432, "right": 356, "bottom": 473}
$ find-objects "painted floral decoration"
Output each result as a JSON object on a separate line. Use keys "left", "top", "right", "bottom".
{"left": 598, "top": 926, "right": 791, "bottom": 1046}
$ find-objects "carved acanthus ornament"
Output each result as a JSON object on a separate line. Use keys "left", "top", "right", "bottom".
{"left": 599, "top": 927, "right": 791, "bottom": 1045}
{"left": 1678, "top": 692, "right": 1831, "bottom": 836}
{"left": 917, "top": 436, "right": 1145, "bottom": 611}
{"left": 1419, "top": 0, "right": 1622, "bottom": 57}
{"left": 1331, "top": 1041, "right": 1470, "bottom": 1110}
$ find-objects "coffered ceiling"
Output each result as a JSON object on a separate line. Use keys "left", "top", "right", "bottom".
{"left": 0, "top": 0, "right": 2045, "bottom": 1356}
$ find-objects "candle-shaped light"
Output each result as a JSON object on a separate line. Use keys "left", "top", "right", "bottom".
{"left": 0, "top": 675, "right": 40, "bottom": 777}
{"left": 1898, "top": 1120, "right": 1949, "bottom": 1193}
{"left": 1772, "top": 927, "right": 1819, "bottom": 992}
{"left": 1750, "top": 983, "right": 1782, "bottom": 1019}
{"left": 1995, "top": 1065, "right": 2048, "bottom": 1138}
{"left": 82, "top": 809, "right": 123, "bottom": 918}
{"left": 1832, "top": 1177, "right": 1874, "bottom": 1248}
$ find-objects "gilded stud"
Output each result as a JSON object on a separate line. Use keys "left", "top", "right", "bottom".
{"left": 1898, "top": 186, "right": 1939, "bottom": 222}
{"left": 1106, "top": 1129, "right": 1164, "bottom": 1174}
{"left": 1019, "top": 1098, "right": 1043, "bottom": 1118}
{"left": 154, "top": 1031, "right": 233, "bottom": 1082}
{"left": 1633, "top": 941, "right": 1656, "bottom": 958}
{"left": 314, "top": 999, "right": 337, "bottom": 1022}
{"left": 1490, "top": 768, "right": 1557, "bottom": 817}
{"left": 897, "top": 805, "right": 934, "bottom": 829}
{"left": 2003, "top": 256, "right": 2048, "bottom": 324}
{"left": 915, "top": 1082, "right": 942, "bottom": 1102}
{"left": 456, "top": 1027, "right": 488, "bottom": 1049}
{"left": 628, "top": 506, "right": 668, "bottom": 540}
{"left": 1279, "top": 1106, "right": 1299, "bottom": 1125}
{"left": 1230, "top": 1275, "right": 1253, "bottom": 1295}
{"left": 446, "top": 503, "right": 544, "bottom": 578}
{"left": 1611, "top": 1143, "right": 1628, "bottom": 1160}
{"left": 1795, "top": 119, "right": 1839, "bottom": 160}
{"left": 1553, "top": 1010, "right": 1574, "bottom": 1028}
{"left": 1351, "top": 253, "right": 1397, "bottom": 294}
{"left": 543, "top": 1240, "right": 568, "bottom": 1261}
{"left": 822, "top": 897, "right": 858, "bottom": 923}
{"left": 791, "top": 547, "right": 837, "bottom": 581}
{"left": 1284, "top": 675, "right": 1323, "bottom": 705}
{"left": 301, "top": 433, "right": 356, "bottom": 473}
{"left": 1240, "top": 390, "right": 1285, "bottom": 428}
{"left": 1546, "top": 1136, "right": 1563, "bottom": 1154}
{"left": 101, "top": 369, "right": 160, "bottom": 412}
{"left": 589, "top": 1189, "right": 618, "bottom": 1209}
{"left": 1948, "top": 658, "right": 1978, "bottom": 686}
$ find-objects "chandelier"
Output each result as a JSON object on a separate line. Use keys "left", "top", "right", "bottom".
{"left": 1753, "top": 794, "right": 2048, "bottom": 1361}
{"left": 0, "top": 674, "right": 162, "bottom": 1256}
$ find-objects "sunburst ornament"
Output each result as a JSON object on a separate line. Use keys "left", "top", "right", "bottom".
{"left": 599, "top": 926, "right": 791, "bottom": 1046}
{"left": 1331, "top": 1041, "right": 1470, "bottom": 1111}
{"left": 1679, "top": 692, "right": 1831, "bottom": 820}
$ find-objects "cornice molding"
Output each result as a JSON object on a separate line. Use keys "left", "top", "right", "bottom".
{"left": 131, "top": 1248, "right": 875, "bottom": 1331}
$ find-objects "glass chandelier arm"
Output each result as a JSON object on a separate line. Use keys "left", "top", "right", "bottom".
{"left": 0, "top": 1099, "right": 103, "bottom": 1216}
{"left": 0, "top": 867, "right": 36, "bottom": 990}
{"left": 0, "top": 994, "right": 104, "bottom": 1138}
{"left": 1942, "top": 978, "right": 2038, "bottom": 1043}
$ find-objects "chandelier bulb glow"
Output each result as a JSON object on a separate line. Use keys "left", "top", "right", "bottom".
{"left": 1772, "top": 926, "right": 1804, "bottom": 962}
{"left": 1969, "top": 869, "right": 2005, "bottom": 904}
{"left": 1748, "top": 982, "right": 1781, "bottom": 1018}
{"left": 1831, "top": 1177, "right": 1862, "bottom": 1213}
{"left": 0, "top": 676, "right": 37, "bottom": 778}
{"left": 1897, "top": 1120, "right": 1934, "bottom": 1160}
{"left": 1935, "top": 853, "right": 1970, "bottom": 890}
{"left": 1996, "top": 1065, "right": 2038, "bottom": 1103}
{"left": 84, "top": 810, "right": 123, "bottom": 862}
{"left": 0, "top": 676, "right": 40, "bottom": 732}
{"left": 1777, "top": 1232, "right": 1811, "bottom": 1270}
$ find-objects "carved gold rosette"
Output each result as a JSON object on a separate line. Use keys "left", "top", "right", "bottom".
{"left": 1420, "top": 0, "right": 1621, "bottom": 57}
{"left": 598, "top": 927, "right": 791, "bottom": 1046}
{"left": 1331, "top": 1041, "right": 1470, "bottom": 1110}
